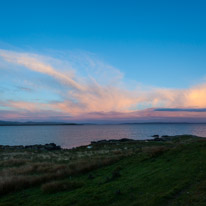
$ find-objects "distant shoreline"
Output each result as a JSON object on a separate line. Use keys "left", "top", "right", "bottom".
{"left": 0, "top": 123, "right": 84, "bottom": 126}
{"left": 1, "top": 121, "right": 206, "bottom": 126}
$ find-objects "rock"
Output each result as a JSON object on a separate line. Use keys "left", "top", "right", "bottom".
{"left": 152, "top": 135, "right": 159, "bottom": 138}
{"left": 91, "top": 140, "right": 107, "bottom": 144}
{"left": 44, "top": 143, "right": 61, "bottom": 151}
{"left": 153, "top": 137, "right": 164, "bottom": 141}
{"left": 161, "top": 135, "right": 169, "bottom": 138}
{"left": 119, "top": 138, "right": 134, "bottom": 142}
{"left": 91, "top": 138, "right": 134, "bottom": 144}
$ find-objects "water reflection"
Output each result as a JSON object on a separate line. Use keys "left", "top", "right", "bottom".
{"left": 0, "top": 124, "right": 206, "bottom": 148}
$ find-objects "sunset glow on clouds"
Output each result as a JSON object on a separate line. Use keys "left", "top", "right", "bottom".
{"left": 1, "top": 48, "right": 206, "bottom": 123}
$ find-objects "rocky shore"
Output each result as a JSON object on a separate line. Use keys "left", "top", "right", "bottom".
{"left": 0, "top": 135, "right": 200, "bottom": 151}
{"left": 90, "top": 134, "right": 199, "bottom": 145}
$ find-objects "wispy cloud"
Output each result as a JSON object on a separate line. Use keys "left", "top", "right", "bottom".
{"left": 0, "top": 48, "right": 206, "bottom": 122}
{"left": 0, "top": 49, "right": 84, "bottom": 91}
{"left": 0, "top": 49, "right": 142, "bottom": 115}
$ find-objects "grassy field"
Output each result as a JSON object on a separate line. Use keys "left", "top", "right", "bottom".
{"left": 0, "top": 135, "right": 206, "bottom": 206}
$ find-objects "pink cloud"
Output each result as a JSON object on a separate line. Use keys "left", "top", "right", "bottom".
{"left": 0, "top": 49, "right": 206, "bottom": 122}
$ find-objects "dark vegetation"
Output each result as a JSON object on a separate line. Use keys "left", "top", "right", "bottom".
{"left": 0, "top": 135, "right": 206, "bottom": 205}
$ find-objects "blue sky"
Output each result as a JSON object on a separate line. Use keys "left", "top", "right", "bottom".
{"left": 0, "top": 0, "right": 206, "bottom": 122}
{"left": 1, "top": 0, "right": 206, "bottom": 87}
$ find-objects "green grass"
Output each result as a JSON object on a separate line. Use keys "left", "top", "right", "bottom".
{"left": 0, "top": 135, "right": 206, "bottom": 206}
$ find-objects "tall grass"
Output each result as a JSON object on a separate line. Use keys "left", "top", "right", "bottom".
{"left": 41, "top": 180, "right": 84, "bottom": 193}
{"left": 0, "top": 156, "right": 122, "bottom": 196}
{"left": 142, "top": 146, "right": 169, "bottom": 158}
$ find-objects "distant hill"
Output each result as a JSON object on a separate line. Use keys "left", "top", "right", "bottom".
{"left": 0, "top": 121, "right": 206, "bottom": 126}
{"left": 0, "top": 121, "right": 83, "bottom": 126}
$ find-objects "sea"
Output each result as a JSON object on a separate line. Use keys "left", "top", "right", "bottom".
{"left": 0, "top": 124, "right": 206, "bottom": 149}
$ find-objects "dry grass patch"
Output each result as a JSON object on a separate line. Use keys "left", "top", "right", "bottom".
{"left": 142, "top": 146, "right": 169, "bottom": 158}
{"left": 0, "top": 163, "right": 67, "bottom": 175}
{"left": 41, "top": 180, "right": 84, "bottom": 193}
{"left": 0, "top": 155, "right": 123, "bottom": 195}
{"left": 68, "top": 156, "right": 122, "bottom": 174}
{"left": 0, "top": 159, "right": 27, "bottom": 167}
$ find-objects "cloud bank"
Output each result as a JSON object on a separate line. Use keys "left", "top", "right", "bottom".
{"left": 0, "top": 48, "right": 206, "bottom": 122}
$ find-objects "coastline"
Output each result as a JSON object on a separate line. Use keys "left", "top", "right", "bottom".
{"left": 1, "top": 134, "right": 206, "bottom": 206}
{"left": 0, "top": 134, "right": 202, "bottom": 151}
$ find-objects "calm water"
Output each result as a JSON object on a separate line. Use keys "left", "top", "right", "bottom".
{"left": 0, "top": 124, "right": 206, "bottom": 148}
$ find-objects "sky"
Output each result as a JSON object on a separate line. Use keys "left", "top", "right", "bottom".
{"left": 0, "top": 0, "right": 206, "bottom": 122}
